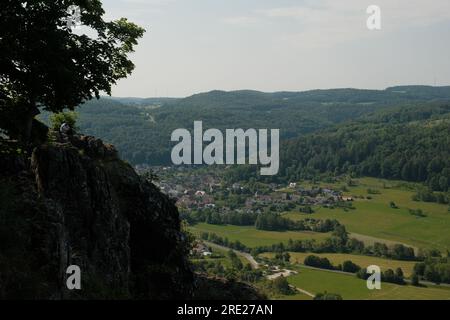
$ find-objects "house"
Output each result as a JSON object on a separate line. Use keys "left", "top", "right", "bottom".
{"left": 342, "top": 196, "right": 353, "bottom": 201}
{"left": 193, "top": 242, "right": 212, "bottom": 256}
{"left": 195, "top": 190, "right": 206, "bottom": 197}
{"left": 289, "top": 182, "right": 297, "bottom": 188}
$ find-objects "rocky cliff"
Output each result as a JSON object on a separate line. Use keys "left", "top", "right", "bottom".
{"left": 0, "top": 135, "right": 193, "bottom": 299}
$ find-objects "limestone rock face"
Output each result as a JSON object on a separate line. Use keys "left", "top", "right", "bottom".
{"left": 0, "top": 136, "right": 193, "bottom": 299}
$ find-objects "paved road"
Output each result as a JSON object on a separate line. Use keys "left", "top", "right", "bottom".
{"left": 292, "top": 286, "right": 315, "bottom": 298}
{"left": 204, "top": 241, "right": 260, "bottom": 269}
{"left": 204, "top": 242, "right": 315, "bottom": 298}
{"left": 204, "top": 241, "right": 450, "bottom": 289}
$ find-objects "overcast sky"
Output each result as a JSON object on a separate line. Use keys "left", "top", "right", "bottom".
{"left": 97, "top": 0, "right": 450, "bottom": 97}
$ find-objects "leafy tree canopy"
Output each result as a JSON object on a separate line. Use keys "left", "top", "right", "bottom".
{"left": 0, "top": 0, "right": 145, "bottom": 140}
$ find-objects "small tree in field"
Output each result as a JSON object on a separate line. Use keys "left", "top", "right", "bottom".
{"left": 272, "top": 276, "right": 293, "bottom": 295}
{"left": 0, "top": 0, "right": 145, "bottom": 141}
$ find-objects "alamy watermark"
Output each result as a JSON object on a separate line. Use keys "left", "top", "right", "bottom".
{"left": 366, "top": 265, "right": 382, "bottom": 290}
{"left": 66, "top": 265, "right": 81, "bottom": 290}
{"left": 367, "top": 5, "right": 381, "bottom": 30}
{"left": 171, "top": 121, "right": 279, "bottom": 175}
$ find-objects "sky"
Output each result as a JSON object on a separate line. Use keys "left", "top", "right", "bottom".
{"left": 94, "top": 0, "right": 450, "bottom": 97}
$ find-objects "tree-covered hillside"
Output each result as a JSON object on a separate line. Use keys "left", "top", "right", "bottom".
{"left": 279, "top": 104, "right": 450, "bottom": 191}
{"left": 40, "top": 86, "right": 450, "bottom": 166}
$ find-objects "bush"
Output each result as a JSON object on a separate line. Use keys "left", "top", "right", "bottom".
{"left": 382, "top": 268, "right": 405, "bottom": 285}
{"left": 314, "top": 292, "right": 343, "bottom": 300}
{"left": 49, "top": 111, "right": 78, "bottom": 132}
{"left": 304, "top": 255, "right": 334, "bottom": 270}
{"left": 342, "top": 260, "right": 361, "bottom": 273}
{"left": 356, "top": 268, "right": 369, "bottom": 280}
{"left": 271, "top": 276, "right": 294, "bottom": 295}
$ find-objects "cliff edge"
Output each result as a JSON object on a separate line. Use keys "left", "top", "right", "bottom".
{"left": 0, "top": 135, "right": 193, "bottom": 299}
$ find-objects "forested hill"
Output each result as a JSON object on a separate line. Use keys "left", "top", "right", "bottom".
{"left": 39, "top": 85, "right": 450, "bottom": 165}
{"left": 278, "top": 103, "right": 450, "bottom": 191}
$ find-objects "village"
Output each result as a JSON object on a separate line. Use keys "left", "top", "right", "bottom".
{"left": 135, "top": 165, "right": 354, "bottom": 218}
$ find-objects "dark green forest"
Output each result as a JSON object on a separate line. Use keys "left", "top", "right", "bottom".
{"left": 279, "top": 104, "right": 450, "bottom": 191}
{"left": 38, "top": 86, "right": 450, "bottom": 192}
{"left": 39, "top": 85, "right": 450, "bottom": 169}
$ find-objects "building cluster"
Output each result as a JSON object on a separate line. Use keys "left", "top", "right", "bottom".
{"left": 137, "top": 166, "right": 351, "bottom": 217}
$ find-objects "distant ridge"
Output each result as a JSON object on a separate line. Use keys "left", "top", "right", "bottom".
{"left": 39, "top": 85, "right": 450, "bottom": 166}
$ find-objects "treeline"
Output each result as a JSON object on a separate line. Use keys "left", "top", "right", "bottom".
{"left": 199, "top": 232, "right": 249, "bottom": 253}
{"left": 413, "top": 187, "right": 449, "bottom": 204}
{"left": 303, "top": 253, "right": 407, "bottom": 286}
{"left": 253, "top": 238, "right": 416, "bottom": 261}
{"left": 303, "top": 255, "right": 364, "bottom": 274}
{"left": 182, "top": 209, "right": 257, "bottom": 226}
{"left": 357, "top": 267, "right": 405, "bottom": 285}
{"left": 183, "top": 210, "right": 340, "bottom": 233}
{"left": 200, "top": 227, "right": 418, "bottom": 262}
{"left": 413, "top": 257, "right": 450, "bottom": 284}
{"left": 305, "top": 255, "right": 408, "bottom": 285}
{"left": 255, "top": 213, "right": 340, "bottom": 233}
{"left": 39, "top": 88, "right": 450, "bottom": 167}
{"left": 279, "top": 104, "right": 450, "bottom": 191}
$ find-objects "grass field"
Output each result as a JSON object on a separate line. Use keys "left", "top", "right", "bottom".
{"left": 189, "top": 223, "right": 330, "bottom": 248}
{"left": 260, "top": 252, "right": 417, "bottom": 277}
{"left": 283, "top": 177, "right": 450, "bottom": 251}
{"left": 287, "top": 266, "right": 450, "bottom": 300}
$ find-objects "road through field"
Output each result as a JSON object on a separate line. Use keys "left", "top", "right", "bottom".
{"left": 205, "top": 241, "right": 260, "bottom": 269}
{"left": 205, "top": 241, "right": 315, "bottom": 298}
{"left": 292, "top": 286, "right": 315, "bottom": 298}
{"left": 204, "top": 241, "right": 450, "bottom": 290}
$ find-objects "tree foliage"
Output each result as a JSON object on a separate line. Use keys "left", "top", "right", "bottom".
{"left": 0, "top": 0, "right": 145, "bottom": 140}
{"left": 280, "top": 104, "right": 450, "bottom": 191}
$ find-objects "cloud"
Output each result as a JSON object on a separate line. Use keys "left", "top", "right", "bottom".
{"left": 223, "top": 0, "right": 450, "bottom": 48}
{"left": 105, "top": 0, "right": 175, "bottom": 21}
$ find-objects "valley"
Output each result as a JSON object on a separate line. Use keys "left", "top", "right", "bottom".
{"left": 146, "top": 163, "right": 450, "bottom": 300}
{"left": 36, "top": 86, "right": 450, "bottom": 300}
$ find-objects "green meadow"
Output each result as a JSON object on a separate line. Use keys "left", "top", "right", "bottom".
{"left": 287, "top": 266, "right": 450, "bottom": 300}
{"left": 189, "top": 223, "right": 330, "bottom": 248}
{"left": 283, "top": 177, "right": 450, "bottom": 251}
{"left": 260, "top": 252, "right": 417, "bottom": 277}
